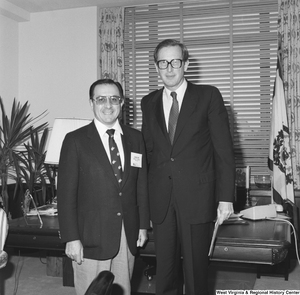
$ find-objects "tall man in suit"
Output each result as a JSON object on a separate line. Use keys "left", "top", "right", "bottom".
{"left": 57, "top": 79, "right": 150, "bottom": 295}
{"left": 141, "top": 39, "right": 236, "bottom": 295}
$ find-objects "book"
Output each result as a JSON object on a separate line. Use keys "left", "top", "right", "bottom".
{"left": 208, "top": 220, "right": 219, "bottom": 256}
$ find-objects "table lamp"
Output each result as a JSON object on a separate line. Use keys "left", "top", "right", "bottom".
{"left": 44, "top": 118, "right": 92, "bottom": 190}
{"left": 45, "top": 118, "right": 92, "bottom": 165}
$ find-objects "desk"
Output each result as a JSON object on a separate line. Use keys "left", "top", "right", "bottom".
{"left": 6, "top": 216, "right": 291, "bottom": 284}
{"left": 140, "top": 220, "right": 291, "bottom": 265}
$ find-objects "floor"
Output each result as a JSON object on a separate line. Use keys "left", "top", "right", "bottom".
{"left": 0, "top": 249, "right": 299, "bottom": 295}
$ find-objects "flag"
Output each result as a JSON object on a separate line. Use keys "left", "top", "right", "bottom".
{"left": 268, "top": 57, "right": 294, "bottom": 204}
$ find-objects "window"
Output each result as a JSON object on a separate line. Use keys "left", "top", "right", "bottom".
{"left": 124, "top": 0, "right": 277, "bottom": 176}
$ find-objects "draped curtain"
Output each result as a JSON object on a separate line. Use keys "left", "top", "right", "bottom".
{"left": 99, "top": 7, "right": 125, "bottom": 89}
{"left": 278, "top": 0, "right": 300, "bottom": 190}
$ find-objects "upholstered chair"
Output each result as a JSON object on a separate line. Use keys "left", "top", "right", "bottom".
{"left": 84, "top": 270, "right": 115, "bottom": 295}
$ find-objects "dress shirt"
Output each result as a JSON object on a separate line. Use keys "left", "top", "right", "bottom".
{"left": 93, "top": 119, "right": 125, "bottom": 170}
{"left": 163, "top": 79, "right": 187, "bottom": 131}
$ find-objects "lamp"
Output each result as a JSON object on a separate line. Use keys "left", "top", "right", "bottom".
{"left": 45, "top": 118, "right": 92, "bottom": 196}
{"left": 45, "top": 118, "right": 92, "bottom": 165}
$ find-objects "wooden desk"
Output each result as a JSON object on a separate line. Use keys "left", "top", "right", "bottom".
{"left": 6, "top": 216, "right": 63, "bottom": 251}
{"left": 140, "top": 220, "right": 291, "bottom": 265}
{"left": 5, "top": 215, "right": 291, "bottom": 284}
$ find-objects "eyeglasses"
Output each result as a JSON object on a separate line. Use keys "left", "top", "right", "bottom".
{"left": 92, "top": 96, "right": 123, "bottom": 105}
{"left": 156, "top": 59, "right": 183, "bottom": 70}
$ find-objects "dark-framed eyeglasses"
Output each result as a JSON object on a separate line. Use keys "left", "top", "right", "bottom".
{"left": 92, "top": 96, "right": 123, "bottom": 105}
{"left": 156, "top": 59, "right": 183, "bottom": 70}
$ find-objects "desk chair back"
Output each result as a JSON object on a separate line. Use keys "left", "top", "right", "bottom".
{"left": 0, "top": 208, "right": 8, "bottom": 268}
{"left": 84, "top": 270, "right": 115, "bottom": 295}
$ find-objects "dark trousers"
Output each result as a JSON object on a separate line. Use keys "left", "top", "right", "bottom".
{"left": 153, "top": 196, "right": 211, "bottom": 295}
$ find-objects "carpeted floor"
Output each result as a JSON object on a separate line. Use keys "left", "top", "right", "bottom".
{"left": 3, "top": 250, "right": 299, "bottom": 294}
{"left": 253, "top": 259, "right": 300, "bottom": 290}
{"left": 0, "top": 250, "right": 257, "bottom": 295}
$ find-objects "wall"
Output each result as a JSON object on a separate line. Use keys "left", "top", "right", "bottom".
{"left": 0, "top": 14, "right": 19, "bottom": 110}
{"left": 18, "top": 7, "right": 98, "bottom": 128}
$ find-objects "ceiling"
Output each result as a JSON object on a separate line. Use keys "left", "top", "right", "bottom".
{"left": 6, "top": 0, "right": 170, "bottom": 13}
{"left": 2, "top": 0, "right": 176, "bottom": 22}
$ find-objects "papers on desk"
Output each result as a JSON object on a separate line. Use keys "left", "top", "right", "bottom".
{"left": 208, "top": 213, "right": 249, "bottom": 256}
{"left": 27, "top": 204, "right": 57, "bottom": 216}
{"left": 224, "top": 213, "right": 248, "bottom": 224}
{"left": 208, "top": 220, "right": 219, "bottom": 256}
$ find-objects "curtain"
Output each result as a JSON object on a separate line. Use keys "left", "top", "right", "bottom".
{"left": 278, "top": 0, "right": 300, "bottom": 190}
{"left": 99, "top": 7, "right": 125, "bottom": 89}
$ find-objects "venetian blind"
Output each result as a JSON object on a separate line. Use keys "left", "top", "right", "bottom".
{"left": 124, "top": 0, "right": 277, "bottom": 176}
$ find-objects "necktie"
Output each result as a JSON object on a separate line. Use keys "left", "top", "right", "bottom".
{"left": 106, "top": 129, "right": 123, "bottom": 186}
{"left": 168, "top": 91, "right": 179, "bottom": 144}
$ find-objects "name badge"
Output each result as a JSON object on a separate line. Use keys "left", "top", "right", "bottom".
{"left": 131, "top": 152, "right": 142, "bottom": 168}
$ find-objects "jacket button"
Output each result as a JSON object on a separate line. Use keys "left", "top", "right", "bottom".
{"left": 117, "top": 212, "right": 121, "bottom": 216}
{"left": 171, "top": 158, "right": 174, "bottom": 161}
{"left": 169, "top": 176, "right": 172, "bottom": 179}
{"left": 119, "top": 192, "right": 122, "bottom": 196}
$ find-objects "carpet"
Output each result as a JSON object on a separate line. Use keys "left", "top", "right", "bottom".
{"left": 253, "top": 259, "right": 300, "bottom": 290}
{"left": 0, "top": 252, "right": 257, "bottom": 295}
{"left": 208, "top": 261, "right": 256, "bottom": 292}
{"left": 132, "top": 258, "right": 257, "bottom": 294}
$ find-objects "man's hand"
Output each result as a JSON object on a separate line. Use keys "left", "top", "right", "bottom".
{"left": 136, "top": 229, "right": 148, "bottom": 247}
{"left": 65, "top": 240, "right": 84, "bottom": 265}
{"left": 217, "top": 202, "right": 234, "bottom": 225}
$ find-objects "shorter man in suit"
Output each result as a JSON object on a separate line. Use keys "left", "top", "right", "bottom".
{"left": 57, "top": 79, "right": 150, "bottom": 295}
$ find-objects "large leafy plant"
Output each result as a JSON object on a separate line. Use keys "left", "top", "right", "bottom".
{"left": 14, "top": 128, "right": 55, "bottom": 207}
{"left": 0, "top": 97, "right": 48, "bottom": 215}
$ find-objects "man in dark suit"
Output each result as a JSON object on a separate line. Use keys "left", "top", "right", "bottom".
{"left": 57, "top": 79, "right": 150, "bottom": 295}
{"left": 141, "top": 39, "right": 236, "bottom": 295}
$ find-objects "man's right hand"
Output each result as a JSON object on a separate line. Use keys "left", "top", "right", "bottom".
{"left": 65, "top": 240, "right": 84, "bottom": 265}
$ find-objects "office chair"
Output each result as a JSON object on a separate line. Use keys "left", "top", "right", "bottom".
{"left": 0, "top": 208, "right": 8, "bottom": 269}
{"left": 84, "top": 270, "right": 115, "bottom": 295}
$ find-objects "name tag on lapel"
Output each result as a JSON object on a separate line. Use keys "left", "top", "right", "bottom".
{"left": 131, "top": 152, "right": 142, "bottom": 168}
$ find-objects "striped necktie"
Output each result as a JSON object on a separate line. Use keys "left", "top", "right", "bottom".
{"left": 106, "top": 129, "right": 123, "bottom": 186}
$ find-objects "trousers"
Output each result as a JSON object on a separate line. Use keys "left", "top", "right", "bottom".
{"left": 73, "top": 223, "right": 135, "bottom": 295}
{"left": 153, "top": 194, "right": 212, "bottom": 295}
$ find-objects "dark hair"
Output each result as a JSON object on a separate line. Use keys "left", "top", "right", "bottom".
{"left": 153, "top": 39, "right": 189, "bottom": 63}
{"left": 89, "top": 79, "right": 124, "bottom": 100}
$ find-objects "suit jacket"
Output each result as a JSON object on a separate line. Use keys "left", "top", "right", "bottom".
{"left": 57, "top": 121, "right": 149, "bottom": 260}
{"left": 141, "top": 81, "right": 235, "bottom": 224}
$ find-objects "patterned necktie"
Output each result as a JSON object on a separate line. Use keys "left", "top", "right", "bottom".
{"left": 106, "top": 129, "right": 123, "bottom": 186}
{"left": 168, "top": 91, "right": 179, "bottom": 144}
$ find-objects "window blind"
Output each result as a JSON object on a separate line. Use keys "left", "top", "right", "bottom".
{"left": 124, "top": 0, "right": 277, "bottom": 176}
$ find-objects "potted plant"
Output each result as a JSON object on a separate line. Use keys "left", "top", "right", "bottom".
{"left": 14, "top": 128, "right": 56, "bottom": 207}
{"left": 0, "top": 97, "right": 47, "bottom": 217}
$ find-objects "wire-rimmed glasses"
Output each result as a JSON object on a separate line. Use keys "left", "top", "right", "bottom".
{"left": 92, "top": 96, "right": 123, "bottom": 105}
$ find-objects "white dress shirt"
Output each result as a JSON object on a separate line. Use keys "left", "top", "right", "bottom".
{"left": 162, "top": 79, "right": 188, "bottom": 131}
{"left": 93, "top": 119, "right": 125, "bottom": 170}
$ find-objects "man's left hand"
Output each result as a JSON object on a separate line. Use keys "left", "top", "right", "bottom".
{"left": 217, "top": 202, "right": 234, "bottom": 225}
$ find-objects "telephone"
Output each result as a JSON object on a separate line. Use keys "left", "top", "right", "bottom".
{"left": 240, "top": 204, "right": 277, "bottom": 220}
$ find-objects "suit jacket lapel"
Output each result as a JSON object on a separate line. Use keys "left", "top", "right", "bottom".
{"left": 152, "top": 84, "right": 198, "bottom": 147}
{"left": 173, "top": 83, "right": 198, "bottom": 145}
{"left": 86, "top": 122, "right": 121, "bottom": 187}
{"left": 153, "top": 89, "right": 169, "bottom": 141}
{"left": 120, "top": 127, "right": 131, "bottom": 188}
{"left": 86, "top": 122, "right": 108, "bottom": 164}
